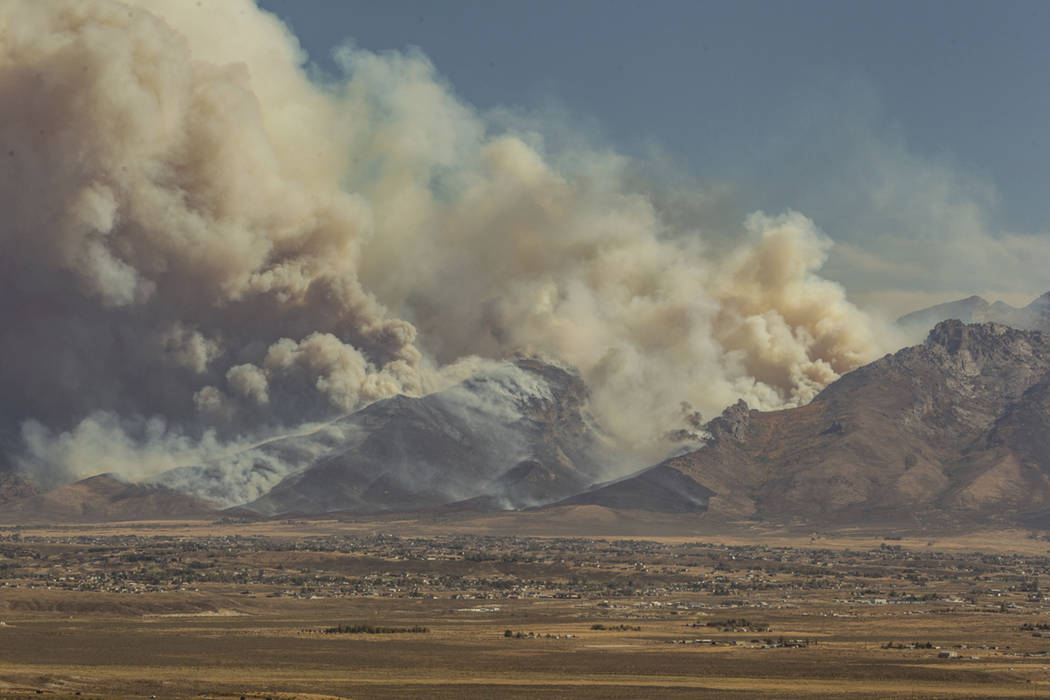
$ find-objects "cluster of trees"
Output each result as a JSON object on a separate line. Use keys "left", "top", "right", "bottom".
{"left": 322, "top": 624, "right": 428, "bottom": 634}
{"left": 699, "top": 618, "right": 770, "bottom": 631}
{"left": 590, "top": 623, "right": 641, "bottom": 631}
{"left": 882, "top": 641, "right": 936, "bottom": 649}
{"left": 1020, "top": 622, "right": 1050, "bottom": 631}
{"left": 503, "top": 630, "right": 577, "bottom": 639}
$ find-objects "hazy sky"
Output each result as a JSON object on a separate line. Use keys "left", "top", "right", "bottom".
{"left": 259, "top": 0, "right": 1050, "bottom": 313}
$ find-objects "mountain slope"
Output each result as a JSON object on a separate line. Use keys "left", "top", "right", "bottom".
{"left": 0, "top": 474, "right": 222, "bottom": 523}
{"left": 652, "top": 321, "right": 1050, "bottom": 525}
{"left": 554, "top": 464, "right": 714, "bottom": 513}
{"left": 236, "top": 358, "right": 622, "bottom": 515}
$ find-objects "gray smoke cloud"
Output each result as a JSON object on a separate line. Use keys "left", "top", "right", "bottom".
{"left": 1, "top": 0, "right": 900, "bottom": 489}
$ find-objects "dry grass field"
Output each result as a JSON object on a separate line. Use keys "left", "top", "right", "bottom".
{"left": 2, "top": 517, "right": 1050, "bottom": 699}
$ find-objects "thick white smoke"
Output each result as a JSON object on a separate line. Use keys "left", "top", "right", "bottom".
{"left": 1, "top": 0, "right": 896, "bottom": 488}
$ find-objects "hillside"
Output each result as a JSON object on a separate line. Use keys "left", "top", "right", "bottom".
{"left": 240, "top": 359, "right": 625, "bottom": 515}
{"left": 629, "top": 321, "right": 1050, "bottom": 525}
{"left": 0, "top": 474, "right": 222, "bottom": 523}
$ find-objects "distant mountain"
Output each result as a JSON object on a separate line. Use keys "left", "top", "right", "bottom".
{"left": 0, "top": 474, "right": 222, "bottom": 523}
{"left": 899, "top": 292, "right": 1050, "bottom": 332}
{"left": 636, "top": 320, "right": 1050, "bottom": 526}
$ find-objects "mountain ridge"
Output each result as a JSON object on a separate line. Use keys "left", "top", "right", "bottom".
{"left": 621, "top": 320, "right": 1050, "bottom": 525}
{"left": 9, "top": 322, "right": 1050, "bottom": 529}
{"left": 899, "top": 291, "right": 1050, "bottom": 332}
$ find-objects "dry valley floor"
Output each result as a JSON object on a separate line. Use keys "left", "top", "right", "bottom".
{"left": 1, "top": 518, "right": 1050, "bottom": 698}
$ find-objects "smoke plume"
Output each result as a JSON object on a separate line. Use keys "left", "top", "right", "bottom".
{"left": 0, "top": 0, "right": 896, "bottom": 488}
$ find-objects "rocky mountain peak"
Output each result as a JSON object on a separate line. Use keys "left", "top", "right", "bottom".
{"left": 923, "top": 320, "right": 1050, "bottom": 372}
{"left": 925, "top": 319, "right": 1010, "bottom": 355}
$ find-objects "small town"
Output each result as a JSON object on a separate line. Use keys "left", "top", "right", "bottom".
{"left": 3, "top": 525, "right": 1050, "bottom": 637}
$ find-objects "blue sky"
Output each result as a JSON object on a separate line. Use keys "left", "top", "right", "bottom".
{"left": 258, "top": 0, "right": 1050, "bottom": 313}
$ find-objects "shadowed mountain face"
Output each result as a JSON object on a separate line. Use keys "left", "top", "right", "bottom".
{"left": 235, "top": 359, "right": 623, "bottom": 515}
{"left": 554, "top": 464, "right": 714, "bottom": 513}
{"left": 899, "top": 292, "right": 1050, "bottom": 332}
{"left": 487, "top": 459, "right": 591, "bottom": 510}
{"left": 637, "top": 320, "right": 1050, "bottom": 525}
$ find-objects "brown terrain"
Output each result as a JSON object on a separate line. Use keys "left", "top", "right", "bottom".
{"left": 2, "top": 519, "right": 1050, "bottom": 699}
{"left": 605, "top": 320, "right": 1050, "bottom": 527}
{"left": 0, "top": 474, "right": 221, "bottom": 524}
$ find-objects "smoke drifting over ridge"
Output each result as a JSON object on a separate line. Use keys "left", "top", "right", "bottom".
{"left": 1, "top": 0, "right": 895, "bottom": 488}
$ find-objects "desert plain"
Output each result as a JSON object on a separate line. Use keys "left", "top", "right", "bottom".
{"left": 2, "top": 513, "right": 1050, "bottom": 699}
